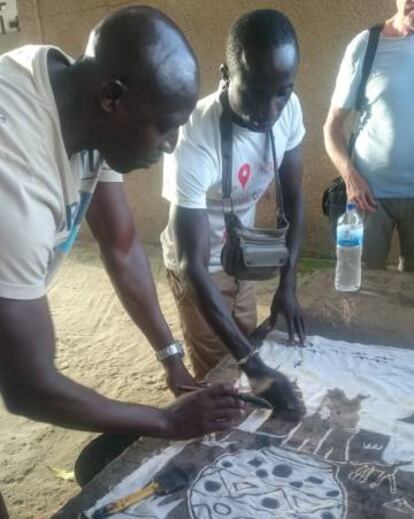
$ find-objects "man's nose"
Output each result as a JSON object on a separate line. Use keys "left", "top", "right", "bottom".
{"left": 256, "top": 98, "right": 280, "bottom": 122}
{"left": 160, "top": 129, "right": 179, "bottom": 154}
{"left": 268, "top": 97, "right": 283, "bottom": 119}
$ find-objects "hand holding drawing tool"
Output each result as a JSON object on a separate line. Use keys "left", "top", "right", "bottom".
{"left": 176, "top": 384, "right": 273, "bottom": 410}
{"left": 235, "top": 392, "right": 273, "bottom": 410}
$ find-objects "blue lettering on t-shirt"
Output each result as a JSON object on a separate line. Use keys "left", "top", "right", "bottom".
{"left": 57, "top": 191, "right": 93, "bottom": 254}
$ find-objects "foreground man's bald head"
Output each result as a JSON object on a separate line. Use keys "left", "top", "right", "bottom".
{"left": 50, "top": 5, "right": 200, "bottom": 172}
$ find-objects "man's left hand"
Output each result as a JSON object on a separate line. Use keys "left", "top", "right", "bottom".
{"left": 162, "top": 357, "right": 207, "bottom": 396}
{"left": 270, "top": 285, "right": 306, "bottom": 345}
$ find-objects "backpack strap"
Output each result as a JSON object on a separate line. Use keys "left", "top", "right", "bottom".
{"left": 348, "top": 23, "right": 384, "bottom": 154}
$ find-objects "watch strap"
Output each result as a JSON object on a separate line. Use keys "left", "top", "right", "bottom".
{"left": 156, "top": 341, "right": 184, "bottom": 362}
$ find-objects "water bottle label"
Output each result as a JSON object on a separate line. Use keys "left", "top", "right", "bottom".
{"left": 337, "top": 225, "right": 363, "bottom": 247}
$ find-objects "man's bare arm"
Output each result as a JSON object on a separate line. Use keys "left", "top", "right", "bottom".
{"left": 323, "top": 105, "right": 376, "bottom": 212}
{"left": 86, "top": 182, "right": 198, "bottom": 394}
{"left": 172, "top": 205, "right": 253, "bottom": 363}
{"left": 172, "top": 205, "right": 304, "bottom": 416}
{"left": 0, "top": 297, "right": 241, "bottom": 437}
{"left": 270, "top": 143, "right": 305, "bottom": 344}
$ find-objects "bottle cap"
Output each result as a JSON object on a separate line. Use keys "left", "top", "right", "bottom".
{"left": 346, "top": 202, "right": 357, "bottom": 210}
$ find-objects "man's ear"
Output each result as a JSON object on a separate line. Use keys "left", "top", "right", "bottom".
{"left": 99, "top": 79, "right": 127, "bottom": 114}
{"left": 220, "top": 63, "right": 230, "bottom": 86}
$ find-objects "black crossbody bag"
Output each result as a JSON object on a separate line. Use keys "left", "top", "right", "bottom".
{"left": 219, "top": 90, "right": 289, "bottom": 281}
{"left": 322, "top": 24, "right": 384, "bottom": 237}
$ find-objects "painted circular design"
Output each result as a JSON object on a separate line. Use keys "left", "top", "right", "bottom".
{"left": 189, "top": 446, "right": 345, "bottom": 519}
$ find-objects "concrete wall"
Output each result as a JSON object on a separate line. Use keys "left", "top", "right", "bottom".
{"left": 0, "top": 1, "right": 42, "bottom": 51}
{"left": 3, "top": 0, "right": 395, "bottom": 253}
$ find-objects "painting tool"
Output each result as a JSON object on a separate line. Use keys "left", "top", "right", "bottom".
{"left": 177, "top": 384, "right": 273, "bottom": 410}
{"left": 91, "top": 466, "right": 189, "bottom": 518}
{"left": 236, "top": 392, "right": 273, "bottom": 410}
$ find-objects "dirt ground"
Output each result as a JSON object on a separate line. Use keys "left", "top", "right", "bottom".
{"left": 0, "top": 243, "right": 413, "bottom": 519}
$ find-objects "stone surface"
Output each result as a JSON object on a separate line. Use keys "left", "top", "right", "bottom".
{"left": 301, "top": 269, "right": 414, "bottom": 348}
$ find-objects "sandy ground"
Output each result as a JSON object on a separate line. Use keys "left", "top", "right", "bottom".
{"left": 0, "top": 243, "right": 276, "bottom": 519}
{"left": 1, "top": 243, "right": 413, "bottom": 519}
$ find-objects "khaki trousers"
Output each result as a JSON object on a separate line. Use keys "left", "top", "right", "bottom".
{"left": 167, "top": 269, "right": 257, "bottom": 380}
{"left": 363, "top": 198, "right": 414, "bottom": 271}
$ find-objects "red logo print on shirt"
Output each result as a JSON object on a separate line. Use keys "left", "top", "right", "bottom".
{"left": 237, "top": 163, "right": 252, "bottom": 189}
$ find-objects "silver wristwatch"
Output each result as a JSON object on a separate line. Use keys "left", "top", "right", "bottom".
{"left": 155, "top": 341, "right": 185, "bottom": 362}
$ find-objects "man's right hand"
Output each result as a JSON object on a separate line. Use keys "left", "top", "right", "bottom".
{"left": 344, "top": 169, "right": 377, "bottom": 213}
{"left": 243, "top": 357, "right": 305, "bottom": 422}
{"left": 162, "top": 383, "right": 243, "bottom": 439}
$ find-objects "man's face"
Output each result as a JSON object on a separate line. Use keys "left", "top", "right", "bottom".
{"left": 98, "top": 85, "right": 197, "bottom": 173}
{"left": 227, "top": 43, "right": 298, "bottom": 132}
{"left": 396, "top": 0, "right": 414, "bottom": 30}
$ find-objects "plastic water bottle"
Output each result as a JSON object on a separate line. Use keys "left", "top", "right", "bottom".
{"left": 335, "top": 202, "right": 363, "bottom": 292}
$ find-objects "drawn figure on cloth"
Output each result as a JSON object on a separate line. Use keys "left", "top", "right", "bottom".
{"left": 188, "top": 446, "right": 346, "bottom": 519}
{"left": 286, "top": 389, "right": 368, "bottom": 461}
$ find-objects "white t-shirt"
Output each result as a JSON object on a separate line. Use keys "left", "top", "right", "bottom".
{"left": 161, "top": 90, "right": 305, "bottom": 272}
{"left": 331, "top": 31, "right": 414, "bottom": 198}
{"left": 0, "top": 45, "right": 122, "bottom": 300}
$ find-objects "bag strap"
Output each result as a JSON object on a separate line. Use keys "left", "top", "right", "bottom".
{"left": 268, "top": 130, "right": 288, "bottom": 227}
{"left": 348, "top": 23, "right": 384, "bottom": 154}
{"left": 219, "top": 89, "right": 287, "bottom": 226}
{"left": 219, "top": 90, "right": 234, "bottom": 214}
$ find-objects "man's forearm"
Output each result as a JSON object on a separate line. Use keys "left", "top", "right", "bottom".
{"left": 324, "top": 116, "right": 356, "bottom": 180}
{"left": 102, "top": 236, "right": 174, "bottom": 351}
{"left": 181, "top": 263, "right": 253, "bottom": 362}
{"left": 324, "top": 112, "right": 377, "bottom": 213}
{"left": 4, "top": 370, "right": 168, "bottom": 436}
{"left": 279, "top": 193, "right": 304, "bottom": 289}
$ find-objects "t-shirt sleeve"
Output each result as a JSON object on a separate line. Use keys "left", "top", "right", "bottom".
{"left": 0, "top": 160, "right": 55, "bottom": 300}
{"left": 285, "top": 93, "right": 306, "bottom": 151}
{"left": 98, "top": 161, "right": 123, "bottom": 182}
{"left": 162, "top": 113, "right": 219, "bottom": 210}
{"left": 331, "top": 30, "right": 369, "bottom": 110}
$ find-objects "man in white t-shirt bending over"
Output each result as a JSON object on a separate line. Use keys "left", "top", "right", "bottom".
{"left": 0, "top": 7, "right": 244, "bottom": 515}
{"left": 161, "top": 10, "right": 306, "bottom": 414}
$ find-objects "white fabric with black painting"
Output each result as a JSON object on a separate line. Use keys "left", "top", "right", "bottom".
{"left": 82, "top": 333, "right": 414, "bottom": 518}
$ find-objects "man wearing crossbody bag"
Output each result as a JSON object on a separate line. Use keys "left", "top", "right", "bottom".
{"left": 161, "top": 9, "right": 306, "bottom": 415}
{"left": 324, "top": 0, "right": 414, "bottom": 271}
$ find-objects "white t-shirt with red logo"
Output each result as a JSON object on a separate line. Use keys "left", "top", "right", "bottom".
{"left": 161, "top": 90, "right": 305, "bottom": 272}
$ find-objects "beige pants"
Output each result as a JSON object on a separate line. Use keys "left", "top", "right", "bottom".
{"left": 167, "top": 269, "right": 257, "bottom": 380}
{"left": 363, "top": 198, "right": 414, "bottom": 271}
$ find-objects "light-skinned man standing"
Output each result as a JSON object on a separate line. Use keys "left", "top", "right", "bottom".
{"left": 324, "top": 0, "right": 414, "bottom": 271}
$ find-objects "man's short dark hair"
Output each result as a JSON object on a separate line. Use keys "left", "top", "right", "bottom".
{"left": 226, "top": 9, "right": 299, "bottom": 71}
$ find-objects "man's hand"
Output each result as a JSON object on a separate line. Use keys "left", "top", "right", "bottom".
{"left": 270, "top": 285, "right": 306, "bottom": 345}
{"left": 243, "top": 358, "right": 305, "bottom": 422}
{"left": 324, "top": 106, "right": 377, "bottom": 214}
{"left": 162, "top": 357, "right": 207, "bottom": 396}
{"left": 344, "top": 168, "right": 377, "bottom": 214}
{"left": 162, "top": 383, "right": 243, "bottom": 439}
